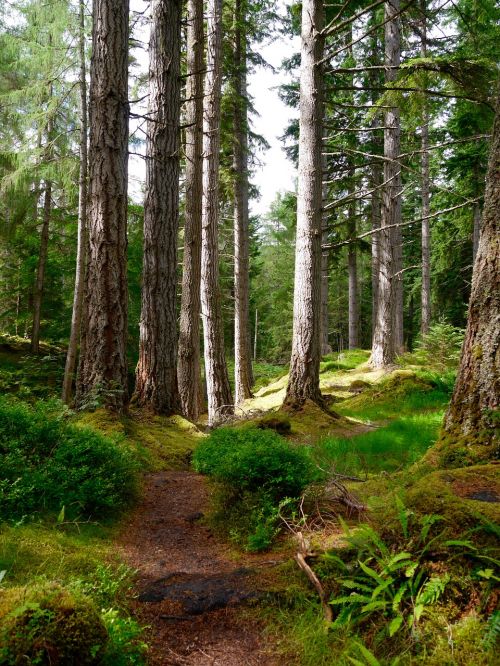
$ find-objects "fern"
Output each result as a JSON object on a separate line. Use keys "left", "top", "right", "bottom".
{"left": 482, "top": 611, "right": 500, "bottom": 651}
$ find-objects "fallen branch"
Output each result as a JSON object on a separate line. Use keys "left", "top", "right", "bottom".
{"left": 294, "top": 531, "right": 333, "bottom": 623}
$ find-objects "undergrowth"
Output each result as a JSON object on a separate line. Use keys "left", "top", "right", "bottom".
{"left": 0, "top": 398, "right": 139, "bottom": 522}
{"left": 193, "top": 427, "right": 320, "bottom": 551}
{"left": 316, "top": 412, "right": 443, "bottom": 476}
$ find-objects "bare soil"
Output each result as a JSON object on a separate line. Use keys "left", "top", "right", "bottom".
{"left": 118, "top": 470, "right": 286, "bottom": 665}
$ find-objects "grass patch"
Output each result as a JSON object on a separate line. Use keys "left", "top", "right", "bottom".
{"left": 253, "top": 361, "right": 288, "bottom": 391}
{"left": 337, "top": 370, "right": 453, "bottom": 422}
{"left": 315, "top": 412, "right": 444, "bottom": 476}
{"left": 320, "top": 349, "right": 371, "bottom": 374}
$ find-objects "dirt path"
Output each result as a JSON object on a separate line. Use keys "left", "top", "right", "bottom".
{"left": 118, "top": 470, "right": 286, "bottom": 666}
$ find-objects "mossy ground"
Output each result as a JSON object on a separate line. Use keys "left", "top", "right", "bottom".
{"left": 1, "top": 340, "right": 498, "bottom": 664}
{"left": 76, "top": 407, "right": 204, "bottom": 472}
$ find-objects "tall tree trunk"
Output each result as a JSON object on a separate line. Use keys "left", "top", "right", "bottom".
{"left": 284, "top": 0, "right": 324, "bottom": 409}
{"left": 134, "top": 0, "right": 181, "bottom": 414}
{"left": 31, "top": 178, "right": 51, "bottom": 353}
{"left": 62, "top": 0, "right": 88, "bottom": 403}
{"left": 201, "top": 0, "right": 233, "bottom": 425}
{"left": 77, "top": 0, "right": 129, "bottom": 412}
{"left": 472, "top": 201, "right": 481, "bottom": 264}
{"left": 348, "top": 200, "right": 358, "bottom": 349}
{"left": 438, "top": 92, "right": 499, "bottom": 459}
{"left": 233, "top": 0, "right": 253, "bottom": 404}
{"left": 320, "top": 153, "right": 331, "bottom": 356}
{"left": 372, "top": 0, "right": 402, "bottom": 367}
{"left": 346, "top": 30, "right": 358, "bottom": 350}
{"left": 371, "top": 155, "right": 382, "bottom": 339}
{"left": 369, "top": 30, "right": 382, "bottom": 343}
{"left": 420, "top": 6, "right": 431, "bottom": 336}
{"left": 178, "top": 0, "right": 204, "bottom": 422}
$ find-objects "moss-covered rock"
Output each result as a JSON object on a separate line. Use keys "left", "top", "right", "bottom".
{"left": 348, "top": 379, "right": 371, "bottom": 392}
{"left": 257, "top": 412, "right": 292, "bottom": 435}
{"left": 0, "top": 584, "right": 107, "bottom": 665}
{"left": 406, "top": 464, "right": 500, "bottom": 533}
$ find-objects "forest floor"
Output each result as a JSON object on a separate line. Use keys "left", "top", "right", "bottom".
{"left": 3, "top": 338, "right": 497, "bottom": 665}
{"left": 117, "top": 469, "right": 287, "bottom": 665}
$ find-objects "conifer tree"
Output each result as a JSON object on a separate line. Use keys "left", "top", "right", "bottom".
{"left": 77, "top": 0, "right": 130, "bottom": 411}
{"left": 134, "top": 0, "right": 181, "bottom": 414}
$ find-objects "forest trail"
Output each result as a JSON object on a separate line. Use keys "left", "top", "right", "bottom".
{"left": 118, "top": 470, "right": 285, "bottom": 666}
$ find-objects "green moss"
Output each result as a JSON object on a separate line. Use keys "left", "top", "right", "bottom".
{"left": 472, "top": 344, "right": 483, "bottom": 360}
{"left": 75, "top": 407, "right": 204, "bottom": 471}
{"left": 0, "top": 583, "right": 107, "bottom": 665}
{"left": 417, "top": 614, "right": 495, "bottom": 665}
{"left": 406, "top": 464, "right": 500, "bottom": 533}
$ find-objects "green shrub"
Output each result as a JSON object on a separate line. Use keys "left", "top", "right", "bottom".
{"left": 193, "top": 427, "right": 318, "bottom": 500}
{"left": 100, "top": 608, "right": 148, "bottom": 665}
{"left": 400, "top": 321, "right": 464, "bottom": 370}
{"left": 193, "top": 428, "right": 319, "bottom": 550}
{"left": 0, "top": 398, "right": 138, "bottom": 521}
{"left": 0, "top": 583, "right": 108, "bottom": 665}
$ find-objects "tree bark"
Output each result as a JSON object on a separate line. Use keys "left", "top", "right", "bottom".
{"left": 201, "top": 0, "right": 233, "bottom": 425}
{"left": 371, "top": 0, "right": 402, "bottom": 367}
{"left": 62, "top": 0, "right": 88, "bottom": 404}
{"left": 472, "top": 201, "right": 481, "bottom": 264}
{"left": 284, "top": 0, "right": 324, "bottom": 409}
{"left": 320, "top": 228, "right": 331, "bottom": 356}
{"left": 369, "top": 30, "right": 382, "bottom": 343}
{"left": 134, "top": 0, "right": 181, "bottom": 414}
{"left": 420, "top": 6, "right": 431, "bottom": 336}
{"left": 77, "top": 0, "right": 129, "bottom": 412}
{"left": 30, "top": 178, "right": 51, "bottom": 353}
{"left": 178, "top": 0, "right": 204, "bottom": 422}
{"left": 439, "top": 92, "right": 500, "bottom": 457}
{"left": 348, "top": 203, "right": 358, "bottom": 349}
{"left": 233, "top": 0, "right": 253, "bottom": 404}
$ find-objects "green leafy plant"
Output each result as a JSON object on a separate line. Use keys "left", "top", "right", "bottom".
{"left": 193, "top": 427, "right": 319, "bottom": 551}
{"left": 482, "top": 611, "right": 500, "bottom": 650}
{"left": 0, "top": 398, "right": 138, "bottom": 521}
{"left": 401, "top": 321, "right": 464, "bottom": 370}
{"left": 100, "top": 608, "right": 148, "bottom": 665}
{"left": 326, "top": 514, "right": 449, "bottom": 637}
{"left": 193, "top": 427, "right": 319, "bottom": 500}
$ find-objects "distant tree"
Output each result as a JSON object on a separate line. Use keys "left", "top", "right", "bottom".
{"left": 62, "top": 0, "right": 88, "bottom": 403}
{"left": 372, "top": 0, "right": 403, "bottom": 367}
{"left": 178, "top": 0, "right": 204, "bottom": 421}
{"left": 233, "top": 0, "right": 253, "bottom": 404}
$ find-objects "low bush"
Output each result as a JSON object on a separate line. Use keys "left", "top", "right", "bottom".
{"left": 193, "top": 427, "right": 319, "bottom": 550}
{"left": 193, "top": 426, "right": 318, "bottom": 500}
{"left": 0, "top": 398, "right": 138, "bottom": 521}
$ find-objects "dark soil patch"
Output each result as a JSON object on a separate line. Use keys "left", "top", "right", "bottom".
{"left": 118, "top": 470, "right": 284, "bottom": 665}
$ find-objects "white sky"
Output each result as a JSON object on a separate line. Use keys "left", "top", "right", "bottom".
{"left": 128, "top": 0, "right": 298, "bottom": 218}
{"left": 247, "top": 10, "right": 299, "bottom": 215}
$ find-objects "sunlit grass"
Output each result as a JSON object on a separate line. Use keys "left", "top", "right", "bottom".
{"left": 315, "top": 411, "right": 444, "bottom": 476}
